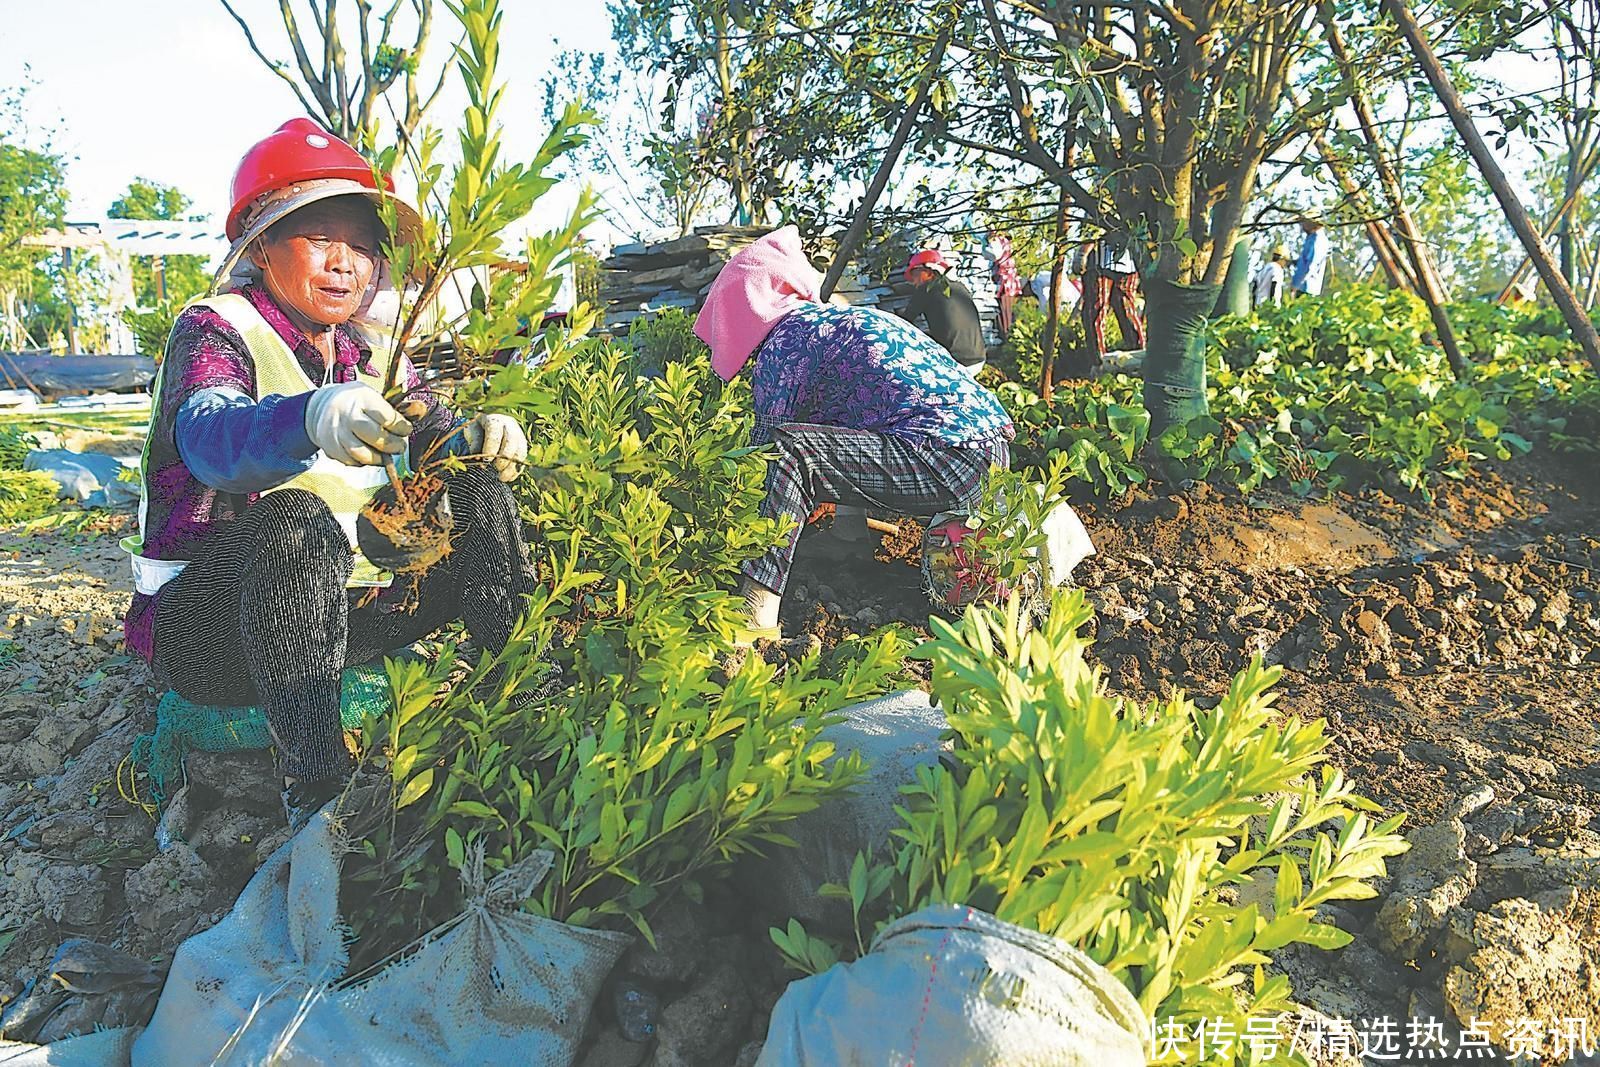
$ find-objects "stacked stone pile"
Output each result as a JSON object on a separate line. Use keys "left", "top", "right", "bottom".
{"left": 599, "top": 225, "right": 1001, "bottom": 342}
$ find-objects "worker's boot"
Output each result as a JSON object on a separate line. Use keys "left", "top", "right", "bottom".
{"left": 281, "top": 775, "right": 346, "bottom": 832}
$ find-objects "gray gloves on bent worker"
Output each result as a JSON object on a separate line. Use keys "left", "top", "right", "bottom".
{"left": 462, "top": 414, "right": 528, "bottom": 482}
{"left": 304, "top": 382, "right": 413, "bottom": 467}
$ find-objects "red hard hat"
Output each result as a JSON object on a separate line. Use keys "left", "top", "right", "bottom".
{"left": 905, "top": 248, "right": 950, "bottom": 281}
{"left": 226, "top": 118, "right": 394, "bottom": 241}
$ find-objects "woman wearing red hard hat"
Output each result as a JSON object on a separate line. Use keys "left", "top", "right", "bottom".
{"left": 122, "top": 119, "right": 533, "bottom": 824}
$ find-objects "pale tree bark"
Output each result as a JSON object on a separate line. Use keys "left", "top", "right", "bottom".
{"left": 217, "top": 0, "right": 451, "bottom": 150}
{"left": 1383, "top": 0, "right": 1600, "bottom": 372}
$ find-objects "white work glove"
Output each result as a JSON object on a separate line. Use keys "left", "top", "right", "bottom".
{"left": 462, "top": 413, "right": 528, "bottom": 482}
{"left": 304, "top": 382, "right": 413, "bottom": 467}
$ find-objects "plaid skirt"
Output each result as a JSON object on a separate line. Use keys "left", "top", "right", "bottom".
{"left": 744, "top": 423, "right": 1010, "bottom": 594}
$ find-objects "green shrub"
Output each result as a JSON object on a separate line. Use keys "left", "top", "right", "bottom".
{"left": 622, "top": 307, "right": 708, "bottom": 377}
{"left": 515, "top": 340, "right": 784, "bottom": 635}
{"left": 999, "top": 286, "right": 1593, "bottom": 497}
{"left": 0, "top": 426, "right": 42, "bottom": 472}
{"left": 122, "top": 302, "right": 180, "bottom": 359}
{"left": 776, "top": 589, "right": 1407, "bottom": 1057}
{"left": 998, "top": 376, "right": 1149, "bottom": 498}
{"left": 988, "top": 299, "right": 1089, "bottom": 388}
{"left": 0, "top": 470, "right": 59, "bottom": 524}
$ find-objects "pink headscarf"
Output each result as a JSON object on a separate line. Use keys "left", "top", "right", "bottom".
{"left": 695, "top": 226, "right": 823, "bottom": 381}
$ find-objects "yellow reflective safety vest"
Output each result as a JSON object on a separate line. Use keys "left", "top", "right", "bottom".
{"left": 122, "top": 293, "right": 401, "bottom": 594}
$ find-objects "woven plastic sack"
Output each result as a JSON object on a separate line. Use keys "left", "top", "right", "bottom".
{"left": 0, "top": 1027, "right": 137, "bottom": 1066}
{"left": 757, "top": 905, "right": 1149, "bottom": 1067}
{"left": 130, "top": 664, "right": 391, "bottom": 803}
{"left": 132, "top": 807, "right": 630, "bottom": 1067}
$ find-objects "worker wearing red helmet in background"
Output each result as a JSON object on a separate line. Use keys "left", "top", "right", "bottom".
{"left": 901, "top": 248, "right": 988, "bottom": 373}
{"left": 122, "top": 119, "right": 534, "bottom": 825}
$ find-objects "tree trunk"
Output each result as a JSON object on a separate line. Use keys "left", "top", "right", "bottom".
{"left": 1322, "top": 7, "right": 1468, "bottom": 378}
{"left": 1385, "top": 0, "right": 1600, "bottom": 372}
{"left": 1213, "top": 239, "right": 1253, "bottom": 317}
{"left": 1303, "top": 116, "right": 1418, "bottom": 291}
{"left": 1143, "top": 278, "right": 1220, "bottom": 437}
{"left": 819, "top": 24, "right": 952, "bottom": 300}
{"left": 1040, "top": 146, "right": 1075, "bottom": 402}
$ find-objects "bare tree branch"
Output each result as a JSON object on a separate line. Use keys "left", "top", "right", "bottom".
{"left": 217, "top": 0, "right": 323, "bottom": 120}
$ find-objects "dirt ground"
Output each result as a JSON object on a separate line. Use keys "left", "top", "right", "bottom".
{"left": 786, "top": 451, "right": 1600, "bottom": 827}
{"left": 0, "top": 448, "right": 1596, "bottom": 1057}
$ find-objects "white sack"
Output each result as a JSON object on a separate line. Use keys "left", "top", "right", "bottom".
{"left": 758, "top": 905, "right": 1148, "bottom": 1067}
{"left": 133, "top": 809, "right": 629, "bottom": 1067}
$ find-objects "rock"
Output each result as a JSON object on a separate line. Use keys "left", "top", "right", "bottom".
{"left": 35, "top": 863, "right": 109, "bottom": 927}
{"left": 1450, "top": 785, "right": 1496, "bottom": 822}
{"left": 43, "top": 720, "right": 139, "bottom": 814}
{"left": 1353, "top": 609, "right": 1390, "bottom": 645}
{"left": 852, "top": 605, "right": 883, "bottom": 628}
{"left": 654, "top": 961, "right": 752, "bottom": 1067}
{"left": 1538, "top": 590, "right": 1572, "bottom": 630}
{"left": 1499, "top": 752, "right": 1557, "bottom": 783}
{"left": 580, "top": 1028, "right": 649, "bottom": 1067}
{"left": 1375, "top": 817, "right": 1476, "bottom": 959}
{"left": 742, "top": 691, "right": 946, "bottom": 934}
{"left": 186, "top": 807, "right": 278, "bottom": 876}
{"left": 621, "top": 897, "right": 709, "bottom": 985}
{"left": 124, "top": 842, "right": 219, "bottom": 935}
{"left": 611, "top": 979, "right": 661, "bottom": 1043}
{"left": 1442, "top": 889, "right": 1600, "bottom": 1060}
{"left": 182, "top": 751, "right": 282, "bottom": 816}
{"left": 733, "top": 1041, "right": 764, "bottom": 1067}
{"left": 32, "top": 810, "right": 97, "bottom": 848}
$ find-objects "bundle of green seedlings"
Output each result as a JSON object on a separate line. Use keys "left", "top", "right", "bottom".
{"left": 348, "top": 0, "right": 599, "bottom": 578}
{"left": 0, "top": 427, "right": 56, "bottom": 524}
{"left": 340, "top": 561, "right": 911, "bottom": 971}
{"left": 772, "top": 588, "right": 1408, "bottom": 1064}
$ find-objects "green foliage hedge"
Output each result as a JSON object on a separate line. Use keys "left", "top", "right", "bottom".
{"left": 1002, "top": 286, "right": 1600, "bottom": 497}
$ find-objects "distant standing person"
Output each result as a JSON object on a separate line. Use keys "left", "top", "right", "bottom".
{"left": 1252, "top": 244, "right": 1292, "bottom": 308}
{"left": 986, "top": 230, "right": 1023, "bottom": 339}
{"left": 1029, "top": 266, "right": 1081, "bottom": 317}
{"left": 903, "top": 248, "right": 987, "bottom": 373}
{"left": 1082, "top": 234, "right": 1145, "bottom": 364}
{"left": 1291, "top": 217, "right": 1330, "bottom": 297}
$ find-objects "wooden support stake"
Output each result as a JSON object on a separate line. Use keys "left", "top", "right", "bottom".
{"left": 1322, "top": 8, "right": 1467, "bottom": 377}
{"left": 819, "top": 24, "right": 953, "bottom": 301}
{"left": 1383, "top": 0, "right": 1600, "bottom": 371}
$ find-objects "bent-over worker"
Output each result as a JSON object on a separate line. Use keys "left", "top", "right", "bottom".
{"left": 695, "top": 227, "right": 1014, "bottom": 639}
{"left": 902, "top": 248, "right": 988, "bottom": 372}
{"left": 122, "top": 119, "right": 534, "bottom": 823}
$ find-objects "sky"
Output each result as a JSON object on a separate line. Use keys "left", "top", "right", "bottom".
{"left": 0, "top": 0, "right": 621, "bottom": 246}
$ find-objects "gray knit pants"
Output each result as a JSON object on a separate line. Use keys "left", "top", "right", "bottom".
{"left": 151, "top": 464, "right": 533, "bottom": 782}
